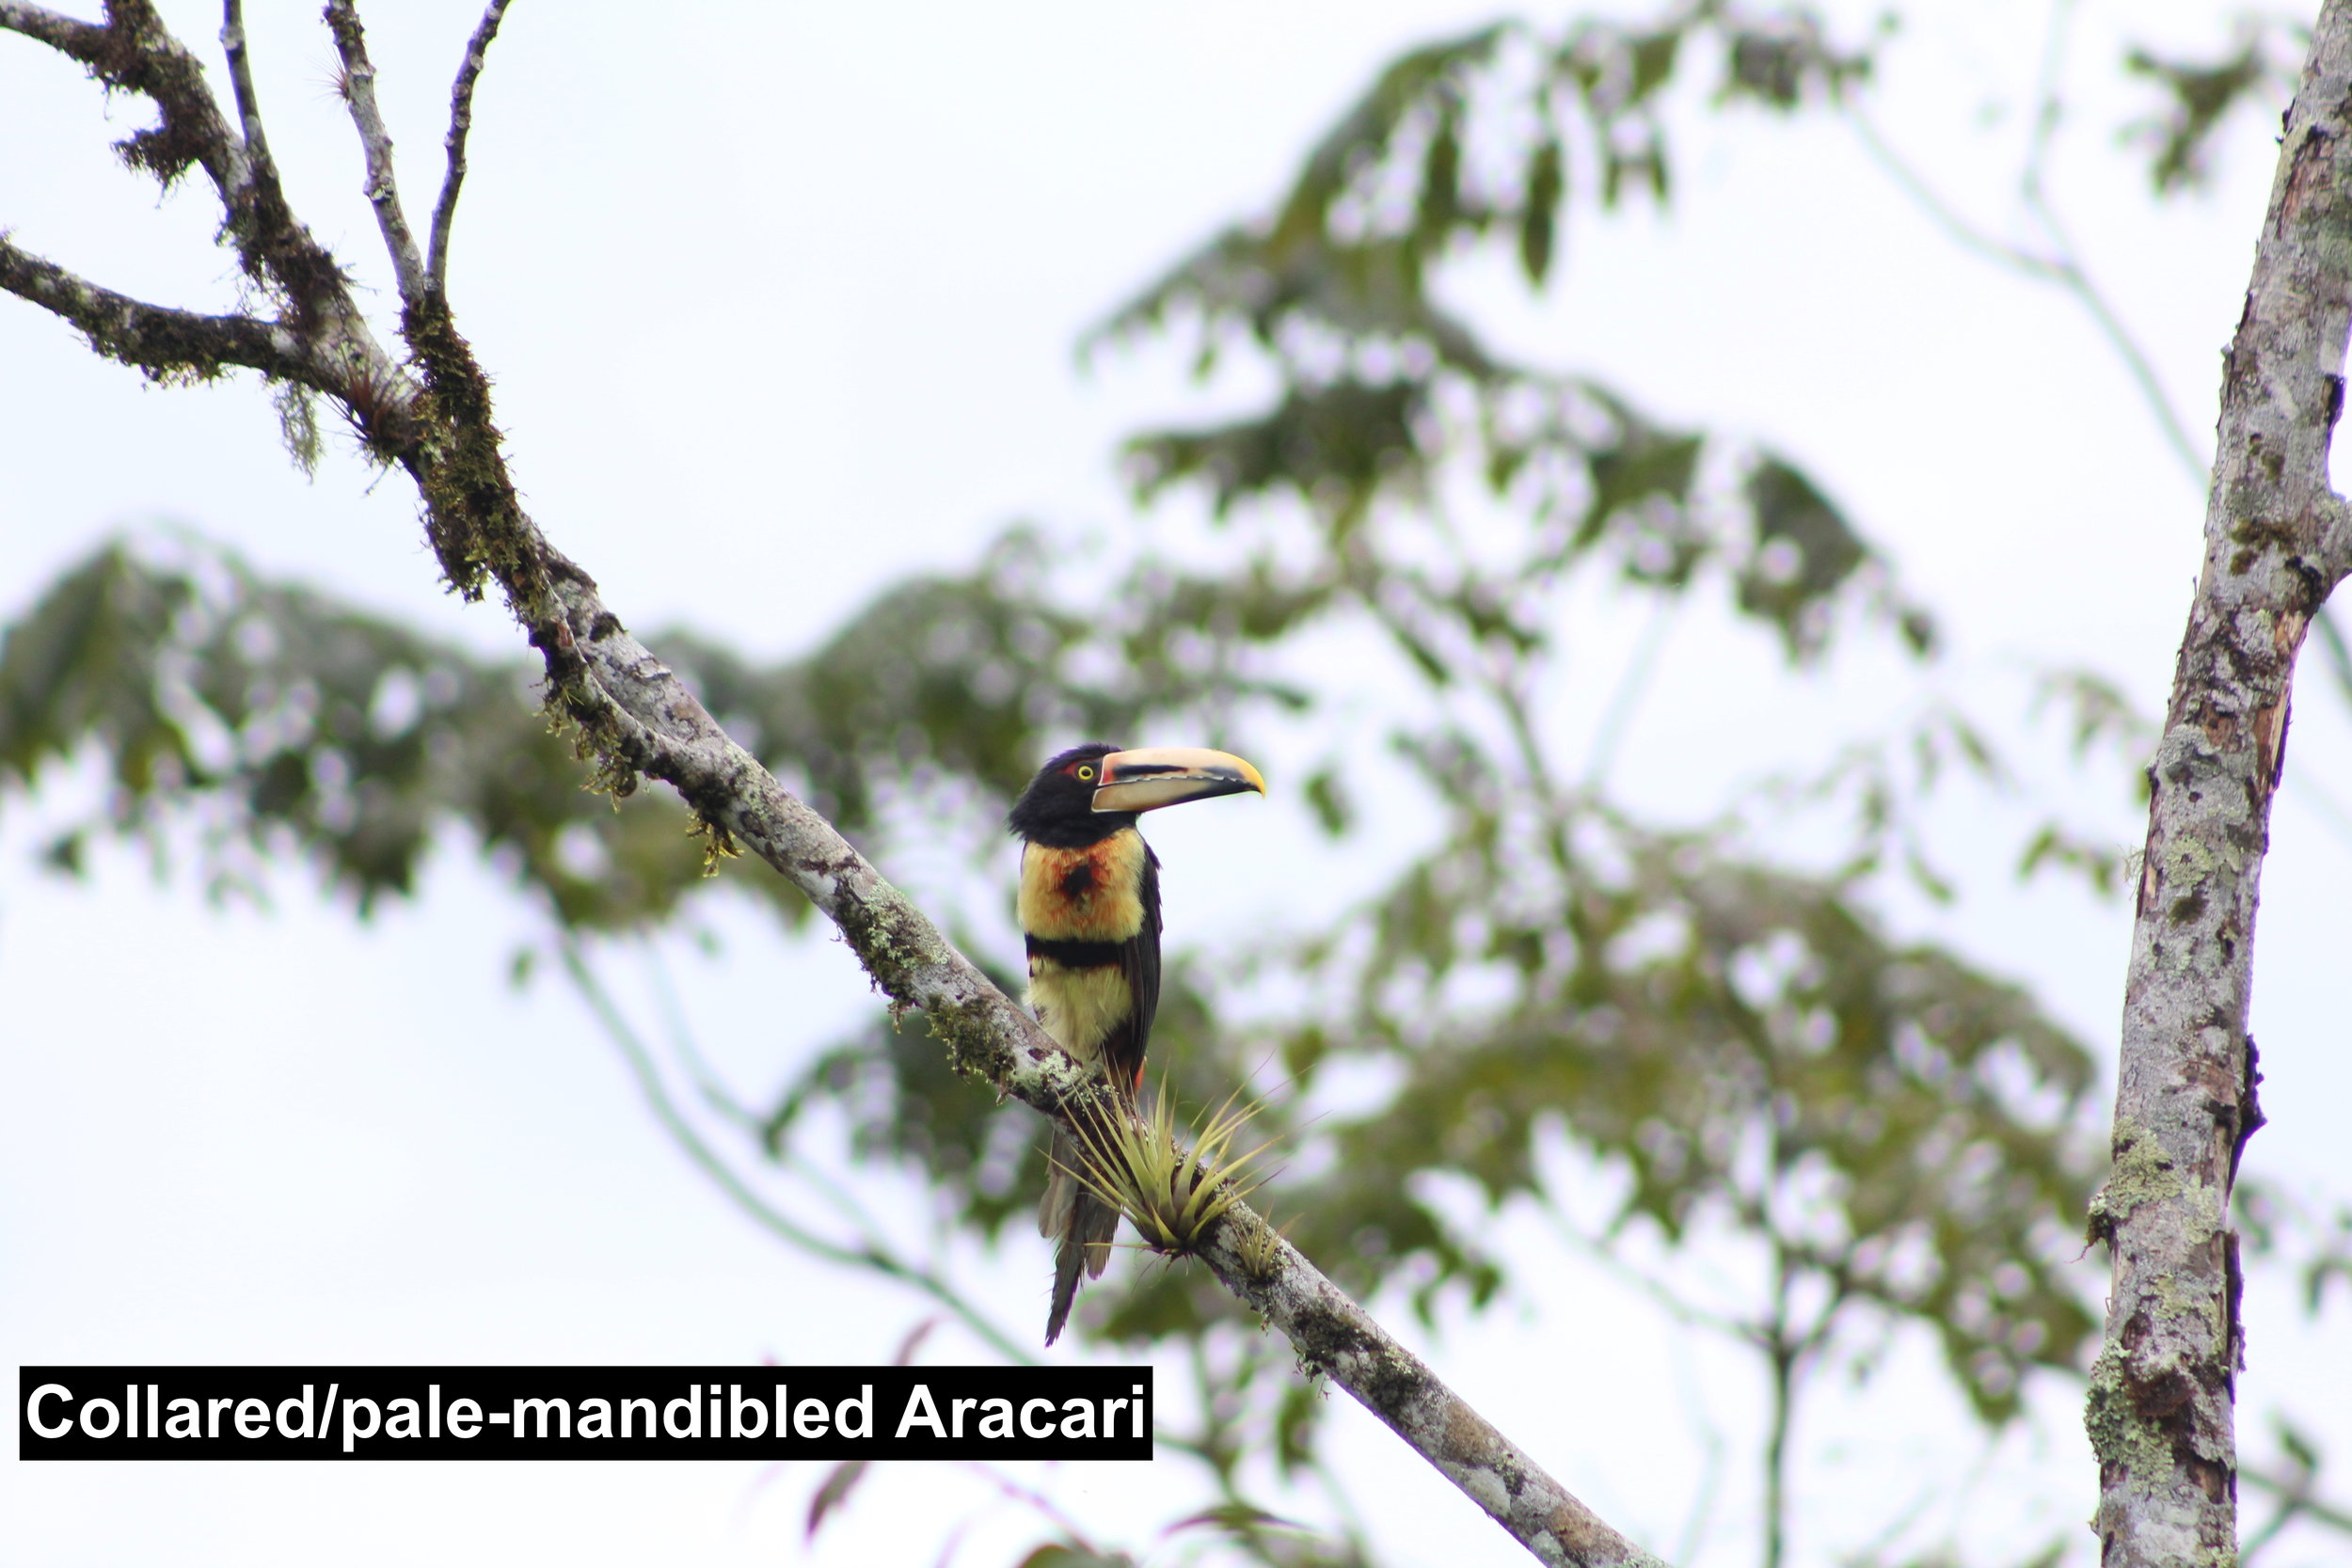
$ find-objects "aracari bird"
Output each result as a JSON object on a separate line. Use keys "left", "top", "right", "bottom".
{"left": 1008, "top": 743, "right": 1266, "bottom": 1344}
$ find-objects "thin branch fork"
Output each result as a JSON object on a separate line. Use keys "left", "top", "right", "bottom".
{"left": 217, "top": 0, "right": 281, "bottom": 200}
{"left": 2, "top": 1, "right": 260, "bottom": 222}
{"left": 0, "top": 0, "right": 391, "bottom": 434}
{"left": 2088, "top": 3, "right": 2352, "bottom": 1564}
{"left": 428, "top": 0, "right": 514, "bottom": 294}
{"left": 1, "top": 2, "right": 350, "bottom": 335}
{"left": 0, "top": 5, "right": 1667, "bottom": 1565}
{"left": 324, "top": 0, "right": 427, "bottom": 305}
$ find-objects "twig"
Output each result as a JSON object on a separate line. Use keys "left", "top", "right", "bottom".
{"left": 639, "top": 943, "right": 940, "bottom": 1275}
{"left": 4, "top": 1, "right": 385, "bottom": 386}
{"left": 2242, "top": 1457, "right": 2352, "bottom": 1554}
{"left": 1582, "top": 592, "right": 1678, "bottom": 791}
{"left": 217, "top": 1, "right": 283, "bottom": 210}
{"left": 1858, "top": 81, "right": 2175, "bottom": 448}
{"left": 557, "top": 936, "right": 1038, "bottom": 1366}
{"left": 427, "top": 0, "right": 514, "bottom": 294}
{"left": 323, "top": 0, "right": 427, "bottom": 304}
{"left": 4, "top": 2, "right": 264, "bottom": 274}
{"left": 2016, "top": 0, "right": 2208, "bottom": 483}
{"left": 1844, "top": 107, "right": 2068, "bottom": 281}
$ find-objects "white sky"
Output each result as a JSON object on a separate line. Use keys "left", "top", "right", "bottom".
{"left": 3, "top": 2, "right": 2348, "bottom": 1565}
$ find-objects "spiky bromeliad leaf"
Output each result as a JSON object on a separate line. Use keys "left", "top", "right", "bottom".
{"left": 1058, "top": 1079, "right": 1277, "bottom": 1256}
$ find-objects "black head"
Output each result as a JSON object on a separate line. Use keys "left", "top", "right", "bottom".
{"left": 1008, "top": 742, "right": 1136, "bottom": 847}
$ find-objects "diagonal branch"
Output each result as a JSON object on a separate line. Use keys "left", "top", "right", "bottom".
{"left": 1843, "top": 105, "right": 2069, "bottom": 283}
{"left": 323, "top": 0, "right": 427, "bottom": 305}
{"left": 2012, "top": 0, "right": 2209, "bottom": 483}
{"left": 491, "top": 514, "right": 1669, "bottom": 1568}
{"left": 1847, "top": 5, "right": 2210, "bottom": 491}
{"left": 0, "top": 235, "right": 316, "bottom": 384}
{"left": 427, "top": 0, "right": 514, "bottom": 295}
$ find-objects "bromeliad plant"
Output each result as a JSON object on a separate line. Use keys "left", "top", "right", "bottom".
{"left": 1059, "top": 1080, "right": 1279, "bottom": 1259}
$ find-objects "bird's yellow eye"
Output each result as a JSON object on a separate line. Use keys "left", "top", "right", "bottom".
{"left": 1075, "top": 765, "right": 1095, "bottom": 781}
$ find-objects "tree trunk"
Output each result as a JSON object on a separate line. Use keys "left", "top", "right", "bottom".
{"left": 2087, "top": 3, "right": 2352, "bottom": 1560}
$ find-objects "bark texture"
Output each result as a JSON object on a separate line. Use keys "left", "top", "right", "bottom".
{"left": 2088, "top": 5, "right": 2352, "bottom": 1561}
{"left": 0, "top": 7, "right": 1665, "bottom": 1565}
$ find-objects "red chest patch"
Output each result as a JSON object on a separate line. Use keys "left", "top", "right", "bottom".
{"left": 1019, "top": 832, "right": 1146, "bottom": 942}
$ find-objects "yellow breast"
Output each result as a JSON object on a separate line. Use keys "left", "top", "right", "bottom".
{"left": 1026, "top": 962, "right": 1135, "bottom": 1059}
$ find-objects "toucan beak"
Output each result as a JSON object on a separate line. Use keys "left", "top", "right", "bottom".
{"left": 1091, "top": 747, "right": 1267, "bottom": 814}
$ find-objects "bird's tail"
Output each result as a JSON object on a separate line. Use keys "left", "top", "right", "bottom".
{"left": 1040, "top": 1125, "right": 1121, "bottom": 1345}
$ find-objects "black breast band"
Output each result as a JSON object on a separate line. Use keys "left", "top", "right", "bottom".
{"left": 1025, "top": 934, "right": 1124, "bottom": 970}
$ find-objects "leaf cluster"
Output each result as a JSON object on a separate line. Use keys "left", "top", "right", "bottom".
{"left": 1329, "top": 800, "right": 2095, "bottom": 1418}
{"left": 2124, "top": 24, "right": 2295, "bottom": 195}
{"left": 1092, "top": 3, "right": 1920, "bottom": 661}
{"left": 0, "top": 539, "right": 699, "bottom": 927}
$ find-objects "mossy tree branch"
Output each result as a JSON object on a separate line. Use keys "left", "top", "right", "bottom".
{"left": 2086, "top": 4, "right": 2352, "bottom": 1563}
{"left": 0, "top": 236, "right": 314, "bottom": 384}
{"left": 0, "top": 6, "right": 1666, "bottom": 1564}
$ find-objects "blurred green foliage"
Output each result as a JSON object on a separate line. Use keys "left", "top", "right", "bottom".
{"left": 2123, "top": 28, "right": 2287, "bottom": 194}
{"left": 0, "top": 539, "right": 728, "bottom": 927}
{"left": 1095, "top": 6, "right": 1923, "bottom": 668}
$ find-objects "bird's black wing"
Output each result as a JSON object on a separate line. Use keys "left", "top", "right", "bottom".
{"left": 1104, "top": 843, "right": 1163, "bottom": 1100}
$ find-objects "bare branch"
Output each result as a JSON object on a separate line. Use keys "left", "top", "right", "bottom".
{"left": 322, "top": 0, "right": 427, "bottom": 304}
{"left": 216, "top": 0, "right": 287, "bottom": 215}
{"left": 2088, "top": 4, "right": 2352, "bottom": 1561}
{"left": 0, "top": 234, "right": 315, "bottom": 384}
{"left": 429, "top": 524, "right": 1647, "bottom": 1565}
{"left": 427, "top": 0, "right": 514, "bottom": 295}
{"left": 2015, "top": 0, "right": 2210, "bottom": 486}
{"left": 1843, "top": 105, "right": 2070, "bottom": 283}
